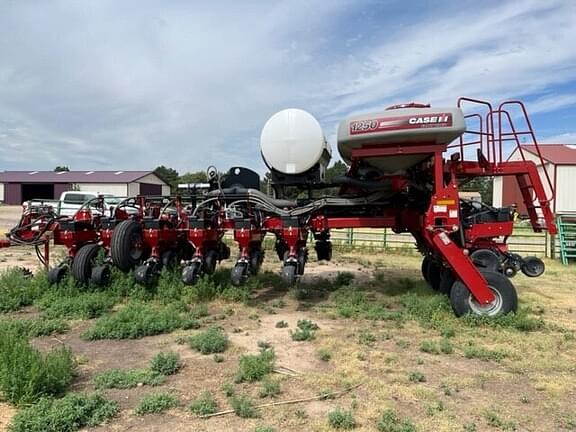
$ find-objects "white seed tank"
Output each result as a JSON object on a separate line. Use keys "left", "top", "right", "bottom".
{"left": 337, "top": 106, "right": 466, "bottom": 172}
{"left": 260, "top": 109, "right": 331, "bottom": 175}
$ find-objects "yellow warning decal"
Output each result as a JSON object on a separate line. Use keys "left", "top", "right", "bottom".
{"left": 436, "top": 199, "right": 456, "bottom": 205}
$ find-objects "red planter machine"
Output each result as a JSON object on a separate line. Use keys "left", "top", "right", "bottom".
{"left": 1, "top": 97, "right": 556, "bottom": 317}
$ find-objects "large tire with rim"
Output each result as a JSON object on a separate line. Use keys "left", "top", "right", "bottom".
{"left": 71, "top": 243, "right": 100, "bottom": 284}
{"left": 111, "top": 220, "right": 146, "bottom": 272}
{"left": 450, "top": 270, "right": 518, "bottom": 317}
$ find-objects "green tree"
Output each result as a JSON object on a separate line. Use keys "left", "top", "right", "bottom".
{"left": 154, "top": 166, "right": 180, "bottom": 192}
{"left": 325, "top": 160, "right": 348, "bottom": 183}
{"left": 460, "top": 177, "right": 493, "bottom": 204}
{"left": 54, "top": 166, "right": 70, "bottom": 172}
{"left": 179, "top": 171, "right": 208, "bottom": 184}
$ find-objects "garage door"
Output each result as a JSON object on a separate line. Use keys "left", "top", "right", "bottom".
{"left": 139, "top": 183, "right": 162, "bottom": 196}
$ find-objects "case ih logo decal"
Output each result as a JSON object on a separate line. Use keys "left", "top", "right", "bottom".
{"left": 350, "top": 113, "right": 453, "bottom": 135}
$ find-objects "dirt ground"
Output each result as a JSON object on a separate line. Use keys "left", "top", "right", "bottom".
{"left": 1, "top": 206, "right": 576, "bottom": 431}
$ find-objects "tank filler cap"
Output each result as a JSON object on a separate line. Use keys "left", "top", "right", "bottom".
{"left": 386, "top": 102, "right": 431, "bottom": 110}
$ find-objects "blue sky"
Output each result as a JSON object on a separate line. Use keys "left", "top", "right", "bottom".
{"left": 1, "top": 0, "right": 575, "bottom": 174}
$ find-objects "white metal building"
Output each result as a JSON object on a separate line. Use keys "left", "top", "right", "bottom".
{"left": 0, "top": 171, "right": 170, "bottom": 205}
{"left": 493, "top": 144, "right": 576, "bottom": 215}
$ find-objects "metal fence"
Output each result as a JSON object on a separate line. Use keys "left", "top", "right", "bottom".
{"left": 328, "top": 226, "right": 555, "bottom": 258}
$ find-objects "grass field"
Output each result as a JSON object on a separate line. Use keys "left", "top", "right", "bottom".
{"left": 0, "top": 250, "right": 575, "bottom": 432}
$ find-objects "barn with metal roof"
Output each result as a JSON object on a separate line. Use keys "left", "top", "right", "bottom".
{"left": 493, "top": 144, "right": 576, "bottom": 215}
{"left": 0, "top": 171, "right": 170, "bottom": 204}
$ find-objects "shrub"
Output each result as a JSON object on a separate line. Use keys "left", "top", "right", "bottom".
{"left": 189, "top": 391, "right": 218, "bottom": 415}
{"left": 93, "top": 368, "right": 165, "bottom": 389}
{"left": 318, "top": 348, "right": 332, "bottom": 361}
{"left": 0, "top": 328, "right": 75, "bottom": 405}
{"left": 376, "top": 409, "right": 416, "bottom": 432}
{"left": 255, "top": 427, "right": 276, "bottom": 432}
{"left": 328, "top": 407, "right": 356, "bottom": 429}
{"left": 81, "top": 302, "right": 184, "bottom": 340}
{"left": 0, "top": 268, "right": 39, "bottom": 312}
{"left": 135, "top": 392, "right": 179, "bottom": 415}
{"left": 230, "top": 395, "right": 260, "bottom": 418}
{"left": 222, "top": 382, "right": 235, "bottom": 397}
{"left": 8, "top": 393, "right": 118, "bottom": 432}
{"left": 235, "top": 349, "right": 275, "bottom": 383}
{"left": 259, "top": 379, "right": 281, "bottom": 398}
{"left": 291, "top": 319, "right": 319, "bottom": 341}
{"left": 189, "top": 327, "right": 229, "bottom": 354}
{"left": 150, "top": 351, "right": 182, "bottom": 375}
{"left": 408, "top": 371, "right": 426, "bottom": 383}
{"left": 439, "top": 338, "right": 454, "bottom": 354}
{"left": 275, "top": 320, "right": 288, "bottom": 328}
{"left": 335, "top": 272, "right": 355, "bottom": 287}
{"left": 419, "top": 340, "right": 440, "bottom": 354}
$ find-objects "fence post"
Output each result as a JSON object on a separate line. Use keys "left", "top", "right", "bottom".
{"left": 346, "top": 228, "right": 353, "bottom": 246}
{"left": 383, "top": 228, "right": 387, "bottom": 250}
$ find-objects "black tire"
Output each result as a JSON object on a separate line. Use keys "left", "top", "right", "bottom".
{"left": 182, "top": 262, "right": 201, "bottom": 285}
{"left": 315, "top": 241, "right": 332, "bottom": 261}
{"left": 421, "top": 256, "right": 432, "bottom": 283}
{"left": 297, "top": 250, "right": 307, "bottom": 276}
{"left": 72, "top": 243, "right": 100, "bottom": 284}
{"left": 204, "top": 251, "right": 218, "bottom": 275}
{"left": 249, "top": 250, "right": 263, "bottom": 275}
{"left": 521, "top": 256, "right": 545, "bottom": 277}
{"left": 47, "top": 266, "right": 67, "bottom": 285}
{"left": 450, "top": 270, "right": 518, "bottom": 317}
{"left": 91, "top": 265, "right": 111, "bottom": 286}
{"left": 134, "top": 263, "right": 158, "bottom": 286}
{"left": 470, "top": 249, "right": 500, "bottom": 272}
{"left": 231, "top": 263, "right": 247, "bottom": 286}
{"left": 282, "top": 264, "right": 298, "bottom": 286}
{"left": 111, "top": 220, "right": 146, "bottom": 272}
{"left": 426, "top": 262, "right": 442, "bottom": 291}
{"left": 438, "top": 269, "right": 455, "bottom": 295}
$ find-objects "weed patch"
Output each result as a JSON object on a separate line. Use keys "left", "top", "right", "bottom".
{"left": 0, "top": 268, "right": 40, "bottom": 312}
{"left": 0, "top": 318, "right": 68, "bottom": 337}
{"left": 291, "top": 319, "right": 319, "bottom": 341}
{"left": 37, "top": 291, "right": 117, "bottom": 319}
{"left": 235, "top": 349, "right": 275, "bottom": 383}
{"left": 0, "top": 327, "right": 75, "bottom": 405}
{"left": 259, "top": 379, "right": 280, "bottom": 398}
{"left": 8, "top": 393, "right": 118, "bottom": 432}
{"left": 230, "top": 395, "right": 260, "bottom": 418}
{"left": 135, "top": 392, "right": 179, "bottom": 415}
{"left": 189, "top": 327, "right": 229, "bottom": 354}
{"left": 189, "top": 391, "right": 218, "bottom": 415}
{"left": 376, "top": 409, "right": 416, "bottom": 432}
{"left": 81, "top": 302, "right": 188, "bottom": 340}
{"left": 463, "top": 344, "right": 507, "bottom": 362}
{"left": 150, "top": 351, "right": 182, "bottom": 375}
{"left": 328, "top": 407, "right": 356, "bottom": 429}
{"left": 93, "top": 368, "right": 164, "bottom": 389}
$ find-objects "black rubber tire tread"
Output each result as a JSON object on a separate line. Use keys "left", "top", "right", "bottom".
{"left": 521, "top": 256, "right": 545, "bottom": 277}
{"left": 182, "top": 263, "right": 201, "bottom": 285}
{"left": 421, "top": 256, "right": 432, "bottom": 283}
{"left": 450, "top": 270, "right": 518, "bottom": 317}
{"left": 231, "top": 264, "right": 247, "bottom": 287}
{"left": 470, "top": 249, "right": 500, "bottom": 272}
{"left": 47, "top": 266, "right": 67, "bottom": 285}
{"left": 204, "top": 251, "right": 218, "bottom": 275}
{"left": 111, "top": 220, "right": 144, "bottom": 271}
{"left": 71, "top": 244, "right": 100, "bottom": 283}
{"left": 91, "top": 265, "right": 111, "bottom": 286}
{"left": 426, "top": 262, "right": 442, "bottom": 291}
{"left": 438, "top": 269, "right": 455, "bottom": 295}
{"left": 282, "top": 264, "right": 297, "bottom": 286}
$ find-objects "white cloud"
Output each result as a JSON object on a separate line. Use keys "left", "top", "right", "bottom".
{"left": 0, "top": 0, "right": 575, "bottom": 173}
{"left": 542, "top": 132, "right": 576, "bottom": 144}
